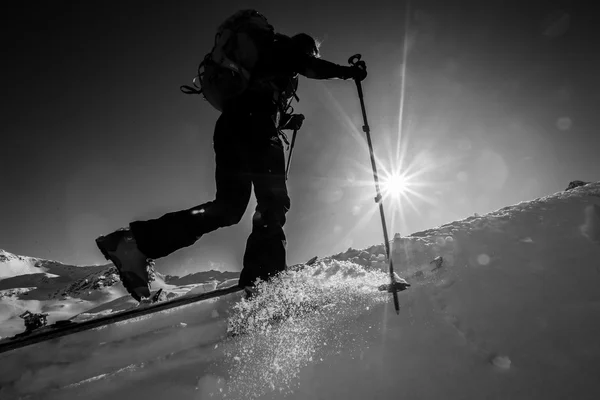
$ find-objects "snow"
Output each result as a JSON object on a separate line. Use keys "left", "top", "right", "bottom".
{"left": 0, "top": 251, "right": 44, "bottom": 279}
{"left": 0, "top": 182, "right": 600, "bottom": 399}
{"left": 0, "top": 255, "right": 123, "bottom": 337}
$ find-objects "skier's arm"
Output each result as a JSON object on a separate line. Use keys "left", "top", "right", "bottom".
{"left": 298, "top": 56, "right": 366, "bottom": 81}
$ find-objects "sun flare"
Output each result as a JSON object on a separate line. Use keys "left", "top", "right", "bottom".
{"left": 382, "top": 173, "right": 409, "bottom": 199}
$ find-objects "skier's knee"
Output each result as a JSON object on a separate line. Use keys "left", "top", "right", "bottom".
{"left": 189, "top": 202, "right": 246, "bottom": 228}
{"left": 252, "top": 210, "right": 285, "bottom": 230}
{"left": 252, "top": 211, "right": 266, "bottom": 228}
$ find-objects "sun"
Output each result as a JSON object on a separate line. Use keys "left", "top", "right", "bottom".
{"left": 382, "top": 172, "right": 409, "bottom": 198}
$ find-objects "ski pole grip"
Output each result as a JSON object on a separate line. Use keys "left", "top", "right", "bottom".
{"left": 348, "top": 54, "right": 367, "bottom": 72}
{"left": 348, "top": 54, "right": 362, "bottom": 65}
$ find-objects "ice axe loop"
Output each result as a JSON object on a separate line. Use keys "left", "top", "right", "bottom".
{"left": 348, "top": 53, "right": 402, "bottom": 315}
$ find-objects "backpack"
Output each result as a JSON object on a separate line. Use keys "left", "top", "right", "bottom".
{"left": 180, "top": 10, "right": 276, "bottom": 112}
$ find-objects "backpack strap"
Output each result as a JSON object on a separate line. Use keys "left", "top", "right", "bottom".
{"left": 180, "top": 52, "right": 215, "bottom": 95}
{"left": 180, "top": 80, "right": 202, "bottom": 95}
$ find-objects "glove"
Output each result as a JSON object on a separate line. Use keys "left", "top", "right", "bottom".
{"left": 280, "top": 113, "right": 305, "bottom": 130}
{"left": 342, "top": 65, "right": 367, "bottom": 82}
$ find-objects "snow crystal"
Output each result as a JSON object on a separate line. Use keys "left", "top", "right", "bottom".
{"left": 195, "top": 375, "right": 226, "bottom": 397}
{"left": 219, "top": 260, "right": 393, "bottom": 398}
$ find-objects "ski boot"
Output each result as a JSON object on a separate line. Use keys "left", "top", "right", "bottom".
{"left": 243, "top": 285, "right": 259, "bottom": 300}
{"left": 96, "top": 228, "right": 154, "bottom": 302}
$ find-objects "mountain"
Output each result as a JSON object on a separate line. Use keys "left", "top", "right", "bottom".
{"left": 0, "top": 250, "right": 240, "bottom": 339}
{"left": 0, "top": 249, "right": 107, "bottom": 280}
{"left": 0, "top": 251, "right": 112, "bottom": 300}
{"left": 1, "top": 182, "right": 599, "bottom": 400}
{"left": 163, "top": 270, "right": 240, "bottom": 286}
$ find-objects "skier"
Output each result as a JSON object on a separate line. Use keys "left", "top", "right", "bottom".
{"left": 96, "top": 10, "right": 367, "bottom": 301}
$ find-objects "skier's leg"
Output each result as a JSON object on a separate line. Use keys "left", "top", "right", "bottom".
{"left": 98, "top": 113, "right": 251, "bottom": 300}
{"left": 239, "top": 114, "right": 291, "bottom": 288}
{"left": 130, "top": 113, "right": 252, "bottom": 259}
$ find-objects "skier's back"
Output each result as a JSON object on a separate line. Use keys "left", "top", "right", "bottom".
{"left": 96, "top": 10, "right": 367, "bottom": 301}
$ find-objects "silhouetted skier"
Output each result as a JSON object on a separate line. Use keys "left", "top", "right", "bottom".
{"left": 96, "top": 10, "right": 367, "bottom": 301}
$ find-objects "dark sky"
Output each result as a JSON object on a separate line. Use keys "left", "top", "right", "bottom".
{"left": 2, "top": 0, "right": 598, "bottom": 274}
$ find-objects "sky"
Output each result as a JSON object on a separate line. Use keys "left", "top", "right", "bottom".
{"left": 2, "top": 0, "right": 599, "bottom": 273}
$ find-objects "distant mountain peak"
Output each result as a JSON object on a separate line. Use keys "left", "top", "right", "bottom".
{"left": 0, "top": 249, "right": 25, "bottom": 262}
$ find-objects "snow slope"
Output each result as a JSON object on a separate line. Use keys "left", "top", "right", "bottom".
{"left": 0, "top": 251, "right": 44, "bottom": 279}
{"left": 0, "top": 251, "right": 112, "bottom": 299}
{"left": 1, "top": 182, "right": 599, "bottom": 400}
{"left": 0, "top": 251, "right": 230, "bottom": 338}
{"left": 0, "top": 254, "right": 119, "bottom": 337}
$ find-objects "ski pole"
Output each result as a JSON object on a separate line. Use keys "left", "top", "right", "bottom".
{"left": 348, "top": 54, "right": 400, "bottom": 315}
{"left": 285, "top": 128, "right": 298, "bottom": 181}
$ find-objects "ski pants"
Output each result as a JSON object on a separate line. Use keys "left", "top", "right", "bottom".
{"left": 129, "top": 111, "right": 291, "bottom": 287}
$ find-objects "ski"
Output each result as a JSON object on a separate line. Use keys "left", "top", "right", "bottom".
{"left": 0, "top": 257, "right": 321, "bottom": 355}
{"left": 0, "top": 284, "right": 244, "bottom": 355}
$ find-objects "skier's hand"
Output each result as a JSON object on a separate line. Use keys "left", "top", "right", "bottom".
{"left": 344, "top": 65, "right": 367, "bottom": 82}
{"left": 282, "top": 114, "right": 305, "bottom": 130}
